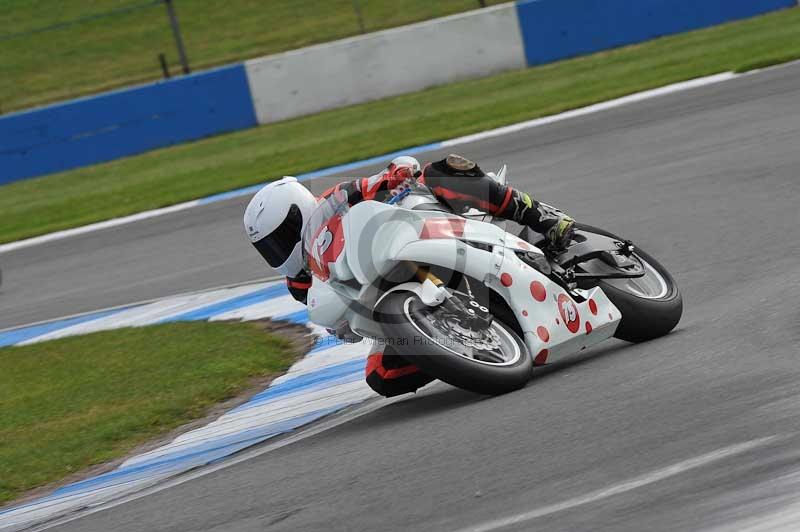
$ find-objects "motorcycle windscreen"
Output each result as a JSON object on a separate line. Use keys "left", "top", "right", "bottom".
{"left": 253, "top": 204, "right": 303, "bottom": 268}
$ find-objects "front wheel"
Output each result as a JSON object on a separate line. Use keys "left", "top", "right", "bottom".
{"left": 576, "top": 224, "right": 683, "bottom": 342}
{"left": 375, "top": 293, "right": 532, "bottom": 395}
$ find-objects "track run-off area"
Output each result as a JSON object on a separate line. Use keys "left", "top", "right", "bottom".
{"left": 1, "top": 62, "right": 800, "bottom": 531}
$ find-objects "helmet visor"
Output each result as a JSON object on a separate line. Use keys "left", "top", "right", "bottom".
{"left": 253, "top": 204, "right": 303, "bottom": 268}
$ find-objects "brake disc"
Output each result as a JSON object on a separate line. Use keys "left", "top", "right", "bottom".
{"left": 428, "top": 312, "right": 503, "bottom": 351}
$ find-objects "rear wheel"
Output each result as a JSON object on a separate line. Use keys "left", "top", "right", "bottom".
{"left": 575, "top": 224, "right": 682, "bottom": 342}
{"left": 375, "top": 292, "right": 532, "bottom": 395}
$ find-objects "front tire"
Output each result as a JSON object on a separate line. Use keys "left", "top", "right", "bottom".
{"left": 576, "top": 224, "right": 683, "bottom": 342}
{"left": 375, "top": 293, "right": 532, "bottom": 395}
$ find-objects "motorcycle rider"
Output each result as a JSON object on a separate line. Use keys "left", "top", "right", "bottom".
{"left": 243, "top": 154, "right": 575, "bottom": 397}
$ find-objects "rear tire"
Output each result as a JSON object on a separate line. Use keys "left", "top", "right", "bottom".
{"left": 576, "top": 224, "right": 683, "bottom": 343}
{"left": 375, "top": 293, "right": 532, "bottom": 395}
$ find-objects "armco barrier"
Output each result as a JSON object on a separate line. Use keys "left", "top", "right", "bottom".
{"left": 0, "top": 64, "right": 256, "bottom": 184}
{"left": 244, "top": 3, "right": 526, "bottom": 124}
{"left": 515, "top": 0, "right": 797, "bottom": 66}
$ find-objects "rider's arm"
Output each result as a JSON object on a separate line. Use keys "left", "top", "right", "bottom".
{"left": 286, "top": 271, "right": 312, "bottom": 304}
{"left": 288, "top": 159, "right": 428, "bottom": 305}
{"left": 286, "top": 163, "right": 410, "bottom": 302}
{"left": 290, "top": 168, "right": 409, "bottom": 305}
{"left": 319, "top": 162, "right": 415, "bottom": 206}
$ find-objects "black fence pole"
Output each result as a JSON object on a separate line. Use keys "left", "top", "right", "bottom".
{"left": 352, "top": 0, "right": 366, "bottom": 33}
{"left": 163, "top": 0, "right": 190, "bottom": 74}
{"left": 158, "top": 53, "right": 171, "bottom": 78}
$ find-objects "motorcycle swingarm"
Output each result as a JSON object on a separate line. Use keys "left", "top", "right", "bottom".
{"left": 569, "top": 270, "right": 646, "bottom": 280}
{"left": 554, "top": 238, "right": 645, "bottom": 280}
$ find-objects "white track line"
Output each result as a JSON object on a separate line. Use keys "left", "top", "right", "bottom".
{"left": 21, "top": 394, "right": 404, "bottom": 532}
{"left": 0, "top": 199, "right": 200, "bottom": 254}
{"left": 0, "top": 72, "right": 739, "bottom": 256}
{"left": 453, "top": 435, "right": 780, "bottom": 532}
{"left": 0, "top": 275, "right": 283, "bottom": 335}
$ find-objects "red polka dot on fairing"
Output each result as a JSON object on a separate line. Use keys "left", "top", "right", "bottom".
{"left": 500, "top": 273, "right": 513, "bottom": 287}
{"left": 537, "top": 326, "right": 550, "bottom": 342}
{"left": 609, "top": 312, "right": 613, "bottom": 320}
{"left": 530, "top": 281, "right": 547, "bottom": 302}
{"left": 522, "top": 310, "right": 528, "bottom": 317}
{"left": 585, "top": 322, "right": 593, "bottom": 334}
{"left": 589, "top": 299, "right": 598, "bottom": 315}
{"left": 534, "top": 349, "right": 549, "bottom": 365}
{"left": 555, "top": 318, "right": 560, "bottom": 325}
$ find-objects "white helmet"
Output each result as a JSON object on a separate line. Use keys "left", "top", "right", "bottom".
{"left": 243, "top": 176, "right": 317, "bottom": 277}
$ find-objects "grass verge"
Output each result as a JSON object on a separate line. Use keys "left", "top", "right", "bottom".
{"left": 1, "top": 7, "right": 799, "bottom": 244}
{"left": 0, "top": 0, "right": 503, "bottom": 113}
{"left": 0, "top": 320, "right": 307, "bottom": 506}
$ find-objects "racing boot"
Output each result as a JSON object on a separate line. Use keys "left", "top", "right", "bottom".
{"left": 543, "top": 214, "right": 576, "bottom": 249}
{"left": 505, "top": 189, "right": 575, "bottom": 249}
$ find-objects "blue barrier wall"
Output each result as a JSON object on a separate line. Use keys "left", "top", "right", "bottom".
{"left": 515, "top": 0, "right": 796, "bottom": 66}
{"left": 0, "top": 64, "right": 256, "bottom": 184}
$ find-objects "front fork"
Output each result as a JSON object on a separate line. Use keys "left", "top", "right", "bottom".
{"left": 415, "top": 266, "right": 492, "bottom": 331}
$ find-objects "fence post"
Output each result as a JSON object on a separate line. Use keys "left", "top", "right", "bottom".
{"left": 163, "top": 0, "right": 190, "bottom": 74}
{"left": 158, "top": 53, "right": 171, "bottom": 79}
{"left": 352, "top": 0, "right": 366, "bottom": 33}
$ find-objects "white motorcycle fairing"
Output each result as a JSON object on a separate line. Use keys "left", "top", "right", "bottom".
{"left": 306, "top": 199, "right": 622, "bottom": 366}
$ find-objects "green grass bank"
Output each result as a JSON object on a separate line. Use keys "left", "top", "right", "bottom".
{"left": 0, "top": 321, "right": 304, "bottom": 506}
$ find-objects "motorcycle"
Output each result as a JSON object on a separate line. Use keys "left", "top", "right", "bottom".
{"left": 303, "top": 166, "right": 682, "bottom": 395}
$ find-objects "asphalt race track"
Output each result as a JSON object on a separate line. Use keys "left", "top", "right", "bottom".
{"left": 4, "top": 63, "right": 800, "bottom": 531}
